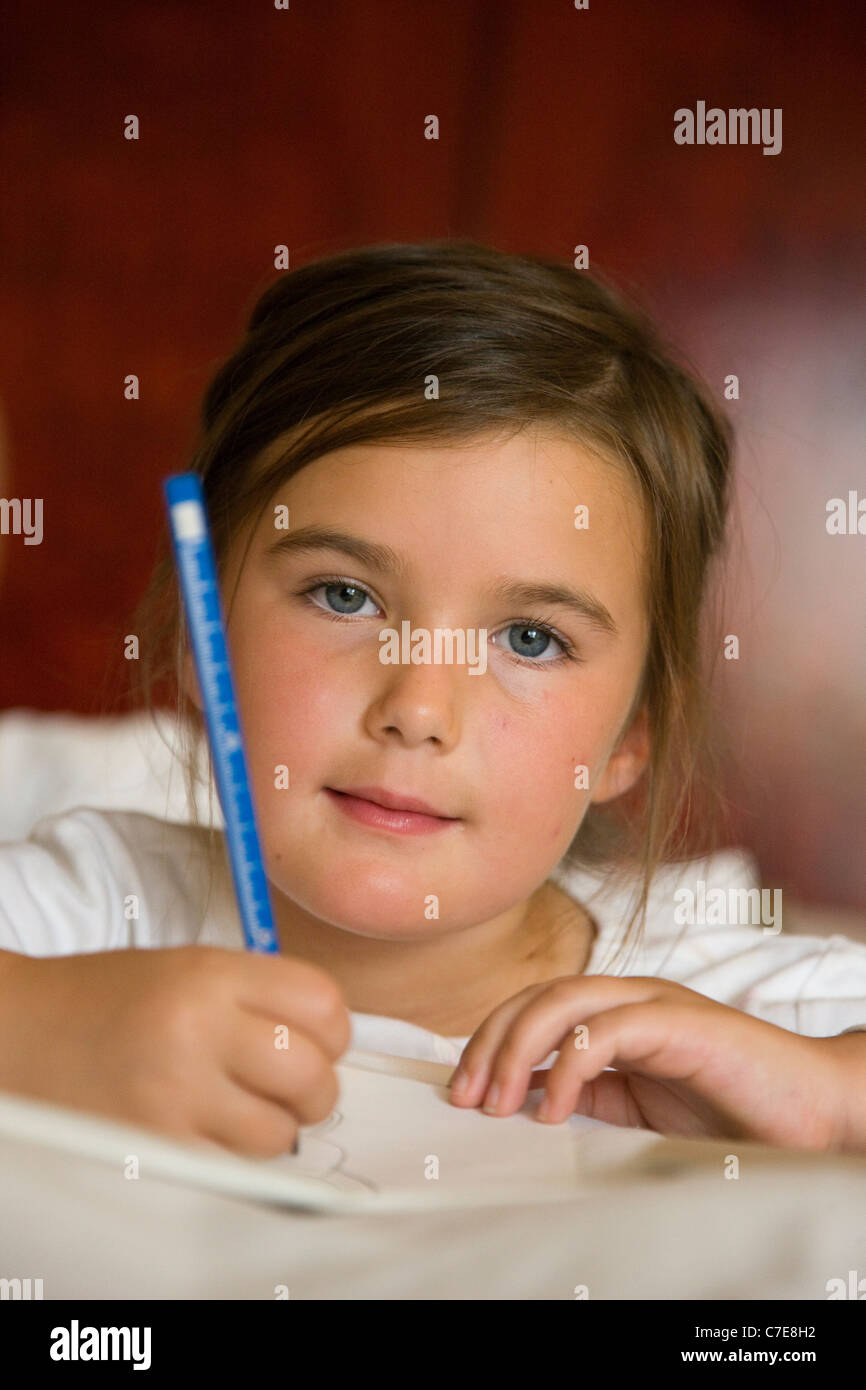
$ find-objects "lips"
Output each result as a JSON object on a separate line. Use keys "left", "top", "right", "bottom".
{"left": 328, "top": 785, "right": 458, "bottom": 819}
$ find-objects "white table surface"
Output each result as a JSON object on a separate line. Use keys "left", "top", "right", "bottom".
{"left": 2, "top": 1051, "right": 865, "bottom": 1299}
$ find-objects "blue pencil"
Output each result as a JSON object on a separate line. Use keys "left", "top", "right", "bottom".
{"left": 163, "top": 473, "right": 279, "bottom": 954}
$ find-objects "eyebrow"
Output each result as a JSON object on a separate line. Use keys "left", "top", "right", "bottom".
{"left": 265, "top": 526, "right": 618, "bottom": 637}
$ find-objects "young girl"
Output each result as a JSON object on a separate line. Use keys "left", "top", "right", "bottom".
{"left": 1, "top": 240, "right": 865, "bottom": 1159}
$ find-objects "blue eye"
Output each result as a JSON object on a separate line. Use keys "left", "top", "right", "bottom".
{"left": 299, "top": 580, "right": 580, "bottom": 668}
{"left": 491, "top": 623, "right": 568, "bottom": 663}
{"left": 306, "top": 580, "right": 380, "bottom": 617}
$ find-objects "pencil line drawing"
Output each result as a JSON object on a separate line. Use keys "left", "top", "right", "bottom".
{"left": 287, "top": 1108, "right": 380, "bottom": 1194}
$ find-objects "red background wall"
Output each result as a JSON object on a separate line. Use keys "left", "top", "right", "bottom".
{"left": 1, "top": 0, "right": 864, "bottom": 907}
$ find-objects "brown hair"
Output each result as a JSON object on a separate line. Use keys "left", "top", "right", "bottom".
{"left": 129, "top": 239, "right": 737, "bottom": 969}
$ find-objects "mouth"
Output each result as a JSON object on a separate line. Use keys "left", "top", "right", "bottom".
{"left": 324, "top": 786, "right": 461, "bottom": 836}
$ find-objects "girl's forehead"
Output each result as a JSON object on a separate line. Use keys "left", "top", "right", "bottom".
{"left": 274, "top": 436, "right": 644, "bottom": 568}
{"left": 267, "top": 430, "right": 642, "bottom": 520}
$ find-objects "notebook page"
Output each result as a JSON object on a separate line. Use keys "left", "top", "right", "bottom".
{"left": 0, "top": 1052, "right": 662, "bottom": 1214}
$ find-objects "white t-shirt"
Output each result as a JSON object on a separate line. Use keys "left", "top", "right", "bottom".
{"left": 1, "top": 806, "right": 865, "bottom": 1066}
{"left": 0, "top": 708, "right": 222, "bottom": 842}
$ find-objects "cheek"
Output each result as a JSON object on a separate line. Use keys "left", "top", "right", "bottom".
{"left": 484, "top": 705, "right": 578, "bottom": 815}
{"left": 234, "top": 634, "right": 346, "bottom": 773}
{"left": 482, "top": 698, "right": 600, "bottom": 848}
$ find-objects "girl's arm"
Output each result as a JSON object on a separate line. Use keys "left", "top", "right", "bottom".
{"left": 822, "top": 1030, "right": 866, "bottom": 1153}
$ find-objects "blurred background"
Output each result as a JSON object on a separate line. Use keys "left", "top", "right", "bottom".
{"left": 0, "top": 0, "right": 864, "bottom": 912}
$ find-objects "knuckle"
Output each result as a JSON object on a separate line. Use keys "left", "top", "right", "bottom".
{"left": 542, "top": 977, "right": 584, "bottom": 1007}
{"left": 275, "top": 1033, "right": 339, "bottom": 1122}
{"left": 312, "top": 974, "right": 349, "bottom": 1022}
{"left": 159, "top": 992, "right": 204, "bottom": 1054}
{"left": 330, "top": 1007, "right": 353, "bottom": 1055}
{"left": 306, "top": 976, "right": 352, "bottom": 1048}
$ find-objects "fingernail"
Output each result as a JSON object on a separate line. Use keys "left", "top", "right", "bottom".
{"left": 450, "top": 1067, "right": 469, "bottom": 1097}
{"left": 482, "top": 1081, "right": 501, "bottom": 1114}
{"left": 536, "top": 1095, "right": 551, "bottom": 1122}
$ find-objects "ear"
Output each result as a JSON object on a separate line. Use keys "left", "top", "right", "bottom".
{"left": 589, "top": 703, "right": 651, "bottom": 805}
{"left": 181, "top": 651, "right": 204, "bottom": 712}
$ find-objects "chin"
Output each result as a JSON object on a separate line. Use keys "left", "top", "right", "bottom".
{"left": 301, "top": 892, "right": 453, "bottom": 940}
{"left": 270, "top": 862, "right": 443, "bottom": 933}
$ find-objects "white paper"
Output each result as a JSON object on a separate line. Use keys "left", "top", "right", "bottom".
{"left": 0, "top": 1049, "right": 664, "bottom": 1214}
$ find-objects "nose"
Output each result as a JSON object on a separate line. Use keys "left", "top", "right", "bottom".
{"left": 364, "top": 655, "right": 468, "bottom": 751}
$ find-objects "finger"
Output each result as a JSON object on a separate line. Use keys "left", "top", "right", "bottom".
{"left": 526, "top": 1067, "right": 556, "bottom": 1092}
{"left": 220, "top": 1009, "right": 340, "bottom": 1127}
{"left": 569, "top": 1069, "right": 652, "bottom": 1131}
{"left": 452, "top": 977, "right": 668, "bottom": 1114}
{"left": 233, "top": 950, "right": 352, "bottom": 1061}
{"left": 447, "top": 981, "right": 555, "bottom": 1106}
{"left": 534, "top": 999, "right": 700, "bottom": 1124}
{"left": 197, "top": 1074, "right": 304, "bottom": 1158}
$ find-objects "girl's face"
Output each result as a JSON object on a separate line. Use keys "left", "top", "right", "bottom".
{"left": 190, "top": 427, "right": 650, "bottom": 941}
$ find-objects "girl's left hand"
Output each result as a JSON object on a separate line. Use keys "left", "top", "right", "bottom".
{"left": 448, "top": 975, "right": 849, "bottom": 1152}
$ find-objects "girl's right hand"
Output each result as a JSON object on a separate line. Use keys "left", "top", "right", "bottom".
{"left": 0, "top": 945, "right": 351, "bottom": 1157}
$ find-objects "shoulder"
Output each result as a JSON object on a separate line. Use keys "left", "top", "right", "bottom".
{"left": 18, "top": 804, "right": 215, "bottom": 871}
{"left": 551, "top": 846, "right": 866, "bottom": 1035}
{"left": 0, "top": 806, "right": 225, "bottom": 954}
{"left": 0, "top": 708, "right": 219, "bottom": 839}
{"left": 549, "top": 846, "right": 765, "bottom": 973}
